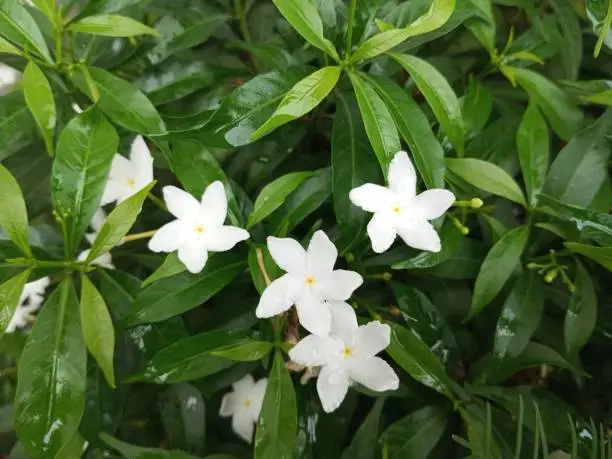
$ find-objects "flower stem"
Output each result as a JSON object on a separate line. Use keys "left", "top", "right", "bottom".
{"left": 122, "top": 230, "right": 157, "bottom": 243}
{"left": 345, "top": 0, "right": 358, "bottom": 56}
{"left": 255, "top": 247, "right": 272, "bottom": 286}
{"left": 6, "top": 258, "right": 92, "bottom": 272}
{"left": 234, "top": 0, "right": 252, "bottom": 43}
{"left": 147, "top": 193, "right": 167, "bottom": 211}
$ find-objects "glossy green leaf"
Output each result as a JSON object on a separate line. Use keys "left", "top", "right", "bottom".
{"left": 271, "top": 0, "right": 339, "bottom": 61}
{"left": 348, "top": 71, "right": 401, "bottom": 175}
{"left": 124, "top": 253, "right": 246, "bottom": 325}
{"left": 365, "top": 75, "right": 445, "bottom": 189}
{"left": 247, "top": 171, "right": 314, "bottom": 228}
{"left": 80, "top": 274, "right": 115, "bottom": 388}
{"left": 389, "top": 53, "right": 464, "bottom": 154}
{"left": 210, "top": 340, "right": 274, "bottom": 361}
{"left": 386, "top": 323, "right": 454, "bottom": 398}
{"left": 254, "top": 350, "right": 297, "bottom": 459}
{"left": 565, "top": 261, "right": 598, "bottom": 356}
{"left": 75, "top": 67, "right": 166, "bottom": 135}
{"left": 341, "top": 398, "right": 385, "bottom": 459}
{"left": 0, "top": 35, "right": 21, "bottom": 55}
{"left": 253, "top": 66, "right": 340, "bottom": 139}
{"left": 468, "top": 225, "right": 529, "bottom": 319}
{"left": 248, "top": 245, "right": 283, "bottom": 295}
{"left": 143, "top": 253, "right": 187, "bottom": 287}
{"left": 493, "top": 272, "right": 544, "bottom": 359}
{"left": 22, "top": 61, "right": 56, "bottom": 156}
{"left": 350, "top": 0, "right": 455, "bottom": 62}
{"left": 0, "top": 270, "right": 31, "bottom": 337}
{"left": 566, "top": 242, "right": 612, "bottom": 271}
{"left": 379, "top": 405, "right": 448, "bottom": 459}
{"left": 511, "top": 67, "right": 583, "bottom": 141}
{"left": 542, "top": 109, "right": 612, "bottom": 207}
{"left": 516, "top": 101, "right": 549, "bottom": 206}
{"left": 29, "top": 0, "right": 54, "bottom": 20}
{"left": 549, "top": 0, "right": 582, "bottom": 80}
{"left": 0, "top": 163, "right": 32, "bottom": 256}
{"left": 0, "top": 92, "right": 35, "bottom": 161}
{"left": 79, "top": 0, "right": 145, "bottom": 16}
{"left": 68, "top": 14, "right": 160, "bottom": 37}
{"left": 464, "top": 0, "right": 495, "bottom": 51}
{"left": 462, "top": 77, "right": 492, "bottom": 138}
{"left": 137, "top": 61, "right": 214, "bottom": 105}
{"left": 87, "top": 181, "right": 155, "bottom": 262}
{"left": 0, "top": 0, "right": 52, "bottom": 62}
{"left": 14, "top": 278, "right": 86, "bottom": 457}
{"left": 101, "top": 433, "right": 200, "bottom": 459}
{"left": 51, "top": 108, "right": 119, "bottom": 255}
{"left": 446, "top": 158, "right": 526, "bottom": 205}
{"left": 589, "top": 0, "right": 612, "bottom": 56}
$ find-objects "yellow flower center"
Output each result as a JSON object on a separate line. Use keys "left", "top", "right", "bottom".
{"left": 392, "top": 206, "right": 402, "bottom": 215}
{"left": 243, "top": 399, "right": 252, "bottom": 409}
{"left": 304, "top": 275, "right": 316, "bottom": 287}
{"left": 342, "top": 346, "right": 354, "bottom": 358}
{"left": 194, "top": 225, "right": 205, "bottom": 234}
{"left": 126, "top": 177, "right": 136, "bottom": 188}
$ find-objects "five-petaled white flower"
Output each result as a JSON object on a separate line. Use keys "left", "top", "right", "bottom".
{"left": 101, "top": 135, "right": 154, "bottom": 205}
{"left": 219, "top": 374, "right": 267, "bottom": 443}
{"left": 349, "top": 151, "right": 455, "bottom": 254}
{"left": 255, "top": 231, "right": 363, "bottom": 336}
{"left": 0, "top": 64, "right": 21, "bottom": 96}
{"left": 7, "top": 277, "right": 51, "bottom": 333}
{"left": 148, "top": 182, "right": 250, "bottom": 274}
{"left": 289, "top": 320, "right": 399, "bottom": 413}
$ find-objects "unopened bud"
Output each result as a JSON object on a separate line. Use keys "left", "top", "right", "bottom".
{"left": 345, "top": 252, "right": 355, "bottom": 263}
{"left": 460, "top": 225, "right": 470, "bottom": 236}
{"left": 470, "top": 198, "right": 484, "bottom": 209}
{"left": 544, "top": 269, "right": 558, "bottom": 283}
{"left": 382, "top": 272, "right": 392, "bottom": 281}
{"left": 388, "top": 306, "right": 401, "bottom": 316}
{"left": 526, "top": 262, "right": 539, "bottom": 270}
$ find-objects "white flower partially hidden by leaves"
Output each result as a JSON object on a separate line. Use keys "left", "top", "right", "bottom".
{"left": 85, "top": 208, "right": 108, "bottom": 245}
{"left": 7, "top": 277, "right": 51, "bottom": 333}
{"left": 548, "top": 451, "right": 571, "bottom": 459}
{"left": 255, "top": 231, "right": 363, "bottom": 336}
{"left": 101, "top": 136, "right": 154, "bottom": 205}
{"left": 78, "top": 249, "right": 115, "bottom": 269}
{"left": 0, "top": 63, "right": 21, "bottom": 96}
{"left": 148, "top": 182, "right": 250, "bottom": 274}
{"left": 349, "top": 151, "right": 455, "bottom": 254}
{"left": 219, "top": 374, "right": 267, "bottom": 443}
{"left": 289, "top": 320, "right": 399, "bottom": 413}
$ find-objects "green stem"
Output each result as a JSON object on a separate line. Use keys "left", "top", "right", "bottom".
{"left": 234, "top": 0, "right": 252, "bottom": 43}
{"left": 7, "top": 258, "right": 91, "bottom": 272}
{"left": 345, "top": 0, "right": 358, "bottom": 56}
{"left": 147, "top": 193, "right": 167, "bottom": 211}
{"left": 55, "top": 26, "right": 63, "bottom": 66}
{"left": 122, "top": 230, "right": 157, "bottom": 243}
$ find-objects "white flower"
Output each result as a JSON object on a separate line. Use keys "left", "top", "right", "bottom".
{"left": 148, "top": 182, "right": 250, "bottom": 274}
{"left": 219, "top": 374, "right": 267, "bottom": 443}
{"left": 101, "top": 136, "right": 154, "bottom": 205}
{"left": 349, "top": 151, "right": 455, "bottom": 253}
{"left": 549, "top": 451, "right": 571, "bottom": 459}
{"left": 289, "top": 320, "right": 399, "bottom": 413}
{"left": 255, "top": 231, "right": 363, "bottom": 336}
{"left": 78, "top": 249, "right": 115, "bottom": 269}
{"left": 7, "top": 277, "right": 51, "bottom": 333}
{"left": 0, "top": 63, "right": 21, "bottom": 96}
{"left": 85, "top": 208, "right": 108, "bottom": 245}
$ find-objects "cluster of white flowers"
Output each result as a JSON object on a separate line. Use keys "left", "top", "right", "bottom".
{"left": 6, "top": 277, "right": 50, "bottom": 333}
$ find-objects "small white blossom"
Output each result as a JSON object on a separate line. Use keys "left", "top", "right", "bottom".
{"left": 85, "top": 208, "right": 108, "bottom": 245}
{"left": 7, "top": 277, "right": 51, "bottom": 333}
{"left": 349, "top": 151, "right": 455, "bottom": 253}
{"left": 78, "top": 249, "right": 115, "bottom": 269}
{"left": 0, "top": 63, "right": 21, "bottom": 96}
{"left": 148, "top": 182, "right": 250, "bottom": 274}
{"left": 219, "top": 374, "right": 267, "bottom": 443}
{"left": 255, "top": 231, "right": 363, "bottom": 336}
{"left": 549, "top": 451, "right": 571, "bottom": 459}
{"left": 289, "top": 320, "right": 399, "bottom": 413}
{"left": 101, "top": 136, "right": 154, "bottom": 205}
{"left": 19, "top": 276, "right": 50, "bottom": 307}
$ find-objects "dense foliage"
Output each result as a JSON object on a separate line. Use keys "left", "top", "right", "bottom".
{"left": 0, "top": 0, "right": 611, "bottom": 457}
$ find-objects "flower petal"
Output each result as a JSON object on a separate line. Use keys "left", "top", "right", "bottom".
{"left": 178, "top": 244, "right": 208, "bottom": 273}
{"left": 250, "top": 378, "right": 268, "bottom": 419}
{"left": 328, "top": 301, "right": 358, "bottom": 343}
{"left": 256, "top": 274, "right": 298, "bottom": 318}
{"left": 353, "top": 321, "right": 391, "bottom": 358}
{"left": 318, "top": 270, "right": 363, "bottom": 301}
{"left": 163, "top": 186, "right": 201, "bottom": 221}
{"left": 90, "top": 208, "right": 107, "bottom": 232}
{"left": 348, "top": 356, "right": 399, "bottom": 392}
{"left": 148, "top": 220, "right": 185, "bottom": 253}
{"left": 349, "top": 184, "right": 394, "bottom": 213}
{"left": 108, "top": 153, "right": 131, "bottom": 180}
{"left": 129, "top": 135, "right": 154, "bottom": 183}
{"left": 267, "top": 236, "right": 307, "bottom": 274}
{"left": 219, "top": 392, "right": 237, "bottom": 417}
{"left": 413, "top": 189, "right": 455, "bottom": 220}
{"left": 289, "top": 334, "right": 339, "bottom": 367}
{"left": 296, "top": 293, "right": 331, "bottom": 336}
{"left": 100, "top": 179, "right": 124, "bottom": 205}
{"left": 367, "top": 213, "right": 397, "bottom": 253}
{"left": 317, "top": 365, "right": 350, "bottom": 413}
{"left": 201, "top": 181, "right": 228, "bottom": 226}
{"left": 388, "top": 151, "right": 416, "bottom": 200}
{"left": 206, "top": 226, "right": 250, "bottom": 252}
{"left": 232, "top": 411, "right": 255, "bottom": 444}
{"left": 232, "top": 373, "right": 255, "bottom": 396}
{"left": 397, "top": 220, "right": 441, "bottom": 252}
{"left": 307, "top": 230, "right": 337, "bottom": 275}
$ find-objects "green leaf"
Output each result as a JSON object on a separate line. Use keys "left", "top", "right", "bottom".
{"left": 0, "top": 93, "right": 36, "bottom": 161}
{"left": 79, "top": 0, "right": 145, "bottom": 16}
{"left": 446, "top": 158, "right": 526, "bottom": 205}
{"left": 0, "top": 35, "right": 21, "bottom": 55}
{"left": 0, "top": 163, "right": 32, "bottom": 256}
{"left": 348, "top": 71, "right": 401, "bottom": 175}
{"left": 247, "top": 171, "right": 314, "bottom": 228}
{"left": 468, "top": 225, "right": 529, "bottom": 319}
{"left": 389, "top": 53, "right": 464, "bottom": 154}
{"left": 549, "top": 0, "right": 582, "bottom": 80}
{"left": 143, "top": 253, "right": 186, "bottom": 287}
{"left": 210, "top": 340, "right": 274, "bottom": 361}
{"left": 254, "top": 350, "right": 297, "bottom": 459}
{"left": 464, "top": 0, "right": 496, "bottom": 51}
{"left": 22, "top": 61, "right": 56, "bottom": 156}
{"left": 0, "top": 270, "right": 31, "bottom": 337}
{"left": 590, "top": 0, "right": 612, "bottom": 56}
{"left": 68, "top": 14, "right": 160, "bottom": 37}
{"left": 566, "top": 242, "right": 612, "bottom": 271}
{"left": 80, "top": 274, "right": 115, "bottom": 388}
{"left": 386, "top": 323, "right": 454, "bottom": 398}
{"left": 124, "top": 254, "right": 246, "bottom": 325}
{"left": 493, "top": 272, "right": 544, "bottom": 360}
{"left": 341, "top": 398, "right": 386, "bottom": 459}
{"left": 29, "top": 0, "right": 55, "bottom": 21}
{"left": 0, "top": 0, "right": 52, "bottom": 62}
{"left": 252, "top": 66, "right": 340, "bottom": 139}
{"left": 350, "top": 0, "right": 456, "bottom": 62}
{"left": 462, "top": 77, "right": 492, "bottom": 138}
{"left": 542, "top": 109, "right": 612, "bottom": 207}
{"left": 511, "top": 67, "right": 583, "bottom": 141}
{"left": 158, "top": 384, "right": 206, "bottom": 455}
{"left": 365, "top": 75, "right": 445, "bottom": 189}
{"left": 565, "top": 261, "right": 598, "bottom": 357}
{"left": 379, "top": 405, "right": 448, "bottom": 459}
{"left": 248, "top": 245, "right": 283, "bottom": 295}
{"left": 51, "top": 108, "right": 119, "bottom": 255}
{"left": 516, "top": 101, "right": 549, "bottom": 206}
{"left": 101, "top": 433, "right": 200, "bottom": 459}
{"left": 130, "top": 328, "right": 250, "bottom": 383}
{"left": 271, "top": 0, "right": 339, "bottom": 61}
{"left": 87, "top": 181, "right": 155, "bottom": 262}
{"left": 136, "top": 61, "right": 214, "bottom": 105}
{"left": 14, "top": 278, "right": 86, "bottom": 457}
{"left": 75, "top": 67, "right": 166, "bottom": 135}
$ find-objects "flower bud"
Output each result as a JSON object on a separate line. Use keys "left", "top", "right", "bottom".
{"left": 544, "top": 269, "right": 558, "bottom": 283}
{"left": 470, "top": 198, "right": 484, "bottom": 209}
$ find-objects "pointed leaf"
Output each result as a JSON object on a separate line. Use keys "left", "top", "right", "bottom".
{"left": 566, "top": 243, "right": 612, "bottom": 272}
{"left": 143, "top": 253, "right": 187, "bottom": 287}
{"left": 158, "top": 383, "right": 206, "bottom": 454}
{"left": 0, "top": 164, "right": 32, "bottom": 256}
{"left": 341, "top": 398, "right": 386, "bottom": 459}
{"left": 0, "top": 270, "right": 31, "bottom": 337}
{"left": 0, "top": 0, "right": 52, "bottom": 61}
{"left": 23, "top": 61, "right": 56, "bottom": 156}
{"left": 0, "top": 35, "right": 21, "bottom": 55}
{"left": 564, "top": 261, "right": 598, "bottom": 357}
{"left": 68, "top": 14, "right": 160, "bottom": 37}
{"left": 210, "top": 340, "right": 274, "bottom": 361}
{"left": 101, "top": 433, "right": 200, "bottom": 459}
